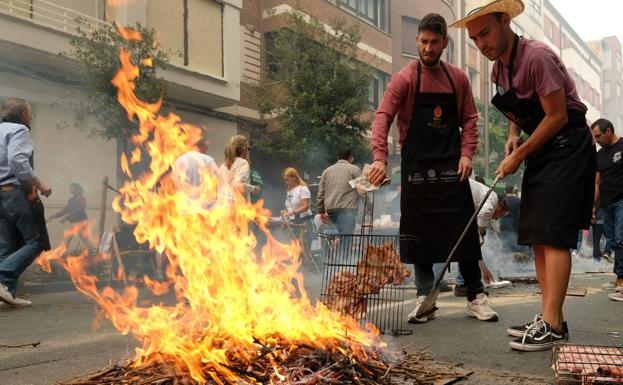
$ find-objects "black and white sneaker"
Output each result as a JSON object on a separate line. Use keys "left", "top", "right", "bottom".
{"left": 507, "top": 314, "right": 569, "bottom": 339}
{"left": 509, "top": 319, "right": 568, "bottom": 352}
{"left": 507, "top": 314, "right": 541, "bottom": 337}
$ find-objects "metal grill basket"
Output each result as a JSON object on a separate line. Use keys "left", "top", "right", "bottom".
{"left": 319, "top": 233, "right": 414, "bottom": 336}
{"left": 552, "top": 343, "right": 623, "bottom": 384}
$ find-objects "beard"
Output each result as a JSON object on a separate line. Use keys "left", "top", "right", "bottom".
{"left": 483, "top": 36, "right": 510, "bottom": 61}
{"left": 418, "top": 50, "right": 443, "bottom": 67}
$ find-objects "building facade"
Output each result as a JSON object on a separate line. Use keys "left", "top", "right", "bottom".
{"left": 0, "top": 0, "right": 242, "bottom": 245}
{"left": 542, "top": 0, "right": 602, "bottom": 123}
{"left": 239, "top": 0, "right": 463, "bottom": 159}
{"left": 588, "top": 36, "right": 623, "bottom": 136}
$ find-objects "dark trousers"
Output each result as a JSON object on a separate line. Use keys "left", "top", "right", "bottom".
{"left": 591, "top": 223, "right": 613, "bottom": 261}
{"left": 414, "top": 260, "right": 484, "bottom": 301}
{"left": 0, "top": 189, "right": 42, "bottom": 295}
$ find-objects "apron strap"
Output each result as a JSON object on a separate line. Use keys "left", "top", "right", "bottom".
{"left": 496, "top": 34, "right": 521, "bottom": 90}
{"left": 416, "top": 60, "right": 457, "bottom": 96}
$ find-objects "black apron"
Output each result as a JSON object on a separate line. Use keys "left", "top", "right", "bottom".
{"left": 399, "top": 61, "right": 481, "bottom": 264}
{"left": 491, "top": 35, "right": 596, "bottom": 249}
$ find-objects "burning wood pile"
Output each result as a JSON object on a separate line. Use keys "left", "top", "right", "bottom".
{"left": 325, "top": 242, "right": 411, "bottom": 319}
{"left": 61, "top": 344, "right": 468, "bottom": 385}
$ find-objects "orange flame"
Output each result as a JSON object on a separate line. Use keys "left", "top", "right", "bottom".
{"left": 116, "top": 24, "right": 142, "bottom": 41}
{"left": 140, "top": 58, "right": 153, "bottom": 68}
{"left": 38, "top": 27, "right": 382, "bottom": 384}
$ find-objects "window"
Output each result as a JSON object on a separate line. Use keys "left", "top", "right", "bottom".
{"left": 467, "top": 67, "right": 479, "bottom": 97}
{"left": 544, "top": 15, "right": 554, "bottom": 42}
{"left": 337, "top": 0, "right": 387, "bottom": 31}
{"left": 528, "top": 0, "right": 541, "bottom": 19}
{"left": 512, "top": 21, "right": 526, "bottom": 37}
{"left": 603, "top": 47, "right": 612, "bottom": 70}
{"left": 446, "top": 37, "right": 455, "bottom": 64}
{"left": 368, "top": 70, "right": 390, "bottom": 109}
{"left": 265, "top": 32, "right": 280, "bottom": 79}
{"left": 401, "top": 16, "right": 420, "bottom": 56}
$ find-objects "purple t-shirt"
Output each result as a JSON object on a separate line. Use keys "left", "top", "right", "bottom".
{"left": 491, "top": 38, "right": 587, "bottom": 113}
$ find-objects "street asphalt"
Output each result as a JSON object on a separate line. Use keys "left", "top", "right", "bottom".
{"left": 1, "top": 272, "right": 621, "bottom": 385}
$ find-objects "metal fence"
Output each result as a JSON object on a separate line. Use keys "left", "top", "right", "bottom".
{"left": 0, "top": 0, "right": 109, "bottom": 34}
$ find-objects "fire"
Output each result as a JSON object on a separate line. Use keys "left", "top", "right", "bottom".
{"left": 38, "top": 28, "right": 382, "bottom": 384}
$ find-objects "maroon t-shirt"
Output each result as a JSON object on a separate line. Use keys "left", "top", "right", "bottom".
{"left": 491, "top": 38, "right": 587, "bottom": 113}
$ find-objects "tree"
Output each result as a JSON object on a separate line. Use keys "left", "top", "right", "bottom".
{"left": 64, "top": 20, "right": 169, "bottom": 185}
{"left": 252, "top": 9, "right": 373, "bottom": 176}
{"left": 473, "top": 99, "right": 525, "bottom": 189}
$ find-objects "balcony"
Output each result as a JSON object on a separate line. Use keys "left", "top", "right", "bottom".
{"left": 0, "top": 0, "right": 108, "bottom": 35}
{"left": 0, "top": 0, "right": 241, "bottom": 109}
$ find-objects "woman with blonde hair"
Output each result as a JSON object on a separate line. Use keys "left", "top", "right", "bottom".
{"left": 280, "top": 167, "right": 312, "bottom": 222}
{"left": 281, "top": 167, "right": 314, "bottom": 262}
{"left": 220, "top": 135, "right": 259, "bottom": 200}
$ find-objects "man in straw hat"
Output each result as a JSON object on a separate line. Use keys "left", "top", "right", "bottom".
{"left": 368, "top": 13, "right": 499, "bottom": 324}
{"left": 451, "top": 0, "right": 596, "bottom": 351}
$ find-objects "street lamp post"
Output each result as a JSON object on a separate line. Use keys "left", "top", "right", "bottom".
{"left": 483, "top": 59, "right": 490, "bottom": 180}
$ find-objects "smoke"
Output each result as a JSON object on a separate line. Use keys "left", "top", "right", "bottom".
{"left": 479, "top": 228, "right": 613, "bottom": 279}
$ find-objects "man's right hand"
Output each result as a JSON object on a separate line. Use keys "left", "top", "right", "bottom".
{"left": 37, "top": 182, "right": 52, "bottom": 197}
{"left": 320, "top": 213, "right": 328, "bottom": 224}
{"left": 368, "top": 160, "right": 387, "bottom": 186}
{"left": 32, "top": 177, "right": 51, "bottom": 197}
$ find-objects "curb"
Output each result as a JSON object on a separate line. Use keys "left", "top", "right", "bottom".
{"left": 22, "top": 280, "right": 126, "bottom": 295}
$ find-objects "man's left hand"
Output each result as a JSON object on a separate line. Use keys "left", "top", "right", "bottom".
{"left": 496, "top": 153, "right": 522, "bottom": 179}
{"left": 457, "top": 156, "right": 472, "bottom": 182}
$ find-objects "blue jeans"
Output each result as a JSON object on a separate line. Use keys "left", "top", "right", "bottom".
{"left": 591, "top": 223, "right": 613, "bottom": 260}
{"left": 328, "top": 209, "right": 357, "bottom": 234}
{"left": 601, "top": 199, "right": 623, "bottom": 278}
{"left": 416, "top": 261, "right": 483, "bottom": 301}
{"left": 0, "top": 189, "right": 42, "bottom": 295}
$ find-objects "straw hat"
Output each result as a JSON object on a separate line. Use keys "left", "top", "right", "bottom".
{"left": 449, "top": 0, "right": 524, "bottom": 28}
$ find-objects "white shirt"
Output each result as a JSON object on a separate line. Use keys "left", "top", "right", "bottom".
{"left": 173, "top": 151, "right": 218, "bottom": 187}
{"left": 469, "top": 179, "right": 499, "bottom": 229}
{"left": 219, "top": 157, "right": 254, "bottom": 200}
{"left": 172, "top": 151, "right": 219, "bottom": 206}
{"left": 285, "top": 185, "right": 312, "bottom": 219}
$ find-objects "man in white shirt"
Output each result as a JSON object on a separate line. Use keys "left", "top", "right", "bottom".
{"left": 172, "top": 139, "right": 219, "bottom": 207}
{"left": 452, "top": 178, "right": 509, "bottom": 296}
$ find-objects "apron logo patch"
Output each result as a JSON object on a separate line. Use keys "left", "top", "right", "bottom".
{"left": 427, "top": 169, "right": 436, "bottom": 178}
{"left": 429, "top": 105, "right": 447, "bottom": 129}
{"left": 434, "top": 104, "right": 443, "bottom": 118}
{"left": 408, "top": 172, "right": 424, "bottom": 184}
{"left": 552, "top": 134, "right": 568, "bottom": 149}
{"left": 440, "top": 169, "right": 459, "bottom": 182}
{"left": 614, "top": 151, "right": 622, "bottom": 163}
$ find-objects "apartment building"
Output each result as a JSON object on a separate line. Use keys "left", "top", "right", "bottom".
{"left": 239, "top": 0, "right": 465, "bottom": 161}
{"left": 542, "top": 0, "right": 602, "bottom": 122}
{"left": 0, "top": 0, "right": 242, "bottom": 244}
{"left": 588, "top": 36, "right": 623, "bottom": 135}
